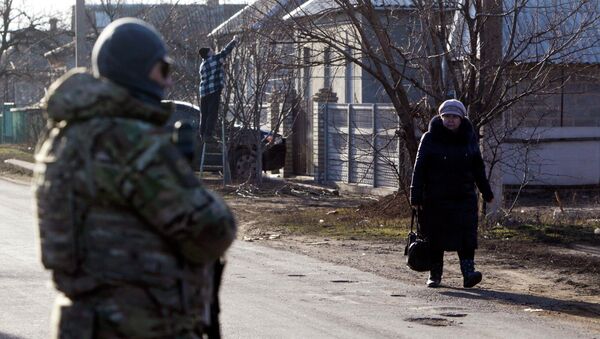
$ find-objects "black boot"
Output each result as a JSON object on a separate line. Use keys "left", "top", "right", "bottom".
{"left": 460, "top": 259, "right": 482, "bottom": 288}
{"left": 426, "top": 261, "right": 443, "bottom": 288}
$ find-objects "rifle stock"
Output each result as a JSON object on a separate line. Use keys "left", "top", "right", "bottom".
{"left": 205, "top": 258, "right": 225, "bottom": 338}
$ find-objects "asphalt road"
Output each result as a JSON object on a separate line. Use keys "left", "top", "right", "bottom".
{"left": 0, "top": 178, "right": 597, "bottom": 338}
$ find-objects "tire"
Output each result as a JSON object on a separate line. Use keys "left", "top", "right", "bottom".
{"left": 231, "top": 147, "right": 257, "bottom": 180}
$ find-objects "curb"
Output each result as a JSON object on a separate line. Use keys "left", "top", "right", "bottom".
{"left": 4, "top": 159, "right": 34, "bottom": 171}
{"left": 1, "top": 159, "right": 34, "bottom": 185}
{"left": 0, "top": 175, "right": 31, "bottom": 186}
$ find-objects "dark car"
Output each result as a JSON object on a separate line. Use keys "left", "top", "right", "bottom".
{"left": 163, "top": 100, "right": 286, "bottom": 179}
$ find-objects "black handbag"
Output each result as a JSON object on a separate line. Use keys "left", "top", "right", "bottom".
{"left": 404, "top": 208, "right": 432, "bottom": 272}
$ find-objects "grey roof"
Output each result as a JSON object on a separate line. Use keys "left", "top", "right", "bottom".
{"left": 451, "top": 0, "right": 600, "bottom": 64}
{"left": 210, "top": 0, "right": 306, "bottom": 36}
{"left": 47, "top": 3, "right": 245, "bottom": 69}
{"left": 80, "top": 4, "right": 245, "bottom": 38}
{"left": 283, "top": 0, "right": 414, "bottom": 20}
{"left": 7, "top": 26, "right": 72, "bottom": 70}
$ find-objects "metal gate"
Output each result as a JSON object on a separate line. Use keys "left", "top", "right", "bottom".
{"left": 321, "top": 103, "right": 403, "bottom": 188}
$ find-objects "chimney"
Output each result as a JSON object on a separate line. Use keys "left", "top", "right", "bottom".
{"left": 207, "top": 0, "right": 219, "bottom": 6}
{"left": 49, "top": 18, "right": 58, "bottom": 32}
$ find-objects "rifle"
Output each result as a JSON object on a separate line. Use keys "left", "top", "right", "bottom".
{"left": 205, "top": 258, "right": 225, "bottom": 338}
{"left": 173, "top": 122, "right": 224, "bottom": 338}
{"left": 172, "top": 120, "right": 197, "bottom": 165}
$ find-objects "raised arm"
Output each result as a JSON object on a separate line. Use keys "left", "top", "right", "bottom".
{"left": 214, "top": 36, "right": 237, "bottom": 61}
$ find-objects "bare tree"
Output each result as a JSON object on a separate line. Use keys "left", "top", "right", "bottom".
{"left": 85, "top": 0, "right": 127, "bottom": 38}
{"left": 199, "top": 1, "right": 309, "bottom": 184}
{"left": 84, "top": 1, "right": 241, "bottom": 103}
{"left": 220, "top": 25, "right": 300, "bottom": 183}
{"left": 285, "top": 0, "right": 598, "bottom": 154}
{"left": 0, "top": 0, "right": 68, "bottom": 106}
{"left": 275, "top": 0, "right": 600, "bottom": 213}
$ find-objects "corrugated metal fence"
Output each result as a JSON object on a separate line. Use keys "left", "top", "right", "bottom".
{"left": 321, "top": 103, "right": 407, "bottom": 188}
{"left": 0, "top": 103, "right": 45, "bottom": 145}
{"left": 315, "top": 103, "right": 600, "bottom": 189}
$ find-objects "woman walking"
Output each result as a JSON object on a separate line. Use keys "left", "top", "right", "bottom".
{"left": 410, "top": 99, "right": 494, "bottom": 288}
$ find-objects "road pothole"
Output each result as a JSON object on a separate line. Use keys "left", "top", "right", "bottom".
{"left": 330, "top": 280, "right": 356, "bottom": 283}
{"left": 390, "top": 294, "right": 406, "bottom": 297}
{"left": 439, "top": 312, "right": 468, "bottom": 318}
{"left": 404, "top": 317, "right": 454, "bottom": 327}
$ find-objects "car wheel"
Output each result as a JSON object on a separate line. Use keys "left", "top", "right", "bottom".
{"left": 232, "top": 148, "right": 257, "bottom": 180}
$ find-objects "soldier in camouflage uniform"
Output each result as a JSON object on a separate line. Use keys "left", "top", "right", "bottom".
{"left": 34, "top": 18, "right": 236, "bottom": 338}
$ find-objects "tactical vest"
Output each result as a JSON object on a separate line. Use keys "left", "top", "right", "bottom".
{"left": 35, "top": 118, "right": 213, "bottom": 327}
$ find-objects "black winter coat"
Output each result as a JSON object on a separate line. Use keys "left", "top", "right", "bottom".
{"left": 410, "top": 116, "right": 493, "bottom": 251}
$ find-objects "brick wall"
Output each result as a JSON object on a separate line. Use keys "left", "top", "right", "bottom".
{"left": 312, "top": 88, "right": 338, "bottom": 182}
{"left": 511, "top": 69, "right": 600, "bottom": 128}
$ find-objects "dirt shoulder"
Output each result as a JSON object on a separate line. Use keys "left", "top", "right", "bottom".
{"left": 210, "top": 178, "right": 600, "bottom": 330}
{"left": 4, "top": 154, "right": 599, "bottom": 329}
{"left": 0, "top": 145, "right": 34, "bottom": 183}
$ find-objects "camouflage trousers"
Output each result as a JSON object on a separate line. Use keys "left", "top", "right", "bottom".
{"left": 51, "top": 291, "right": 206, "bottom": 339}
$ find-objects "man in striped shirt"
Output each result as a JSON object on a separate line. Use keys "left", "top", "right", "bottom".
{"left": 198, "top": 35, "right": 238, "bottom": 141}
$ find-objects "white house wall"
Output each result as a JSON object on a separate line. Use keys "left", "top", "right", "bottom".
{"left": 502, "top": 72, "right": 600, "bottom": 186}
{"left": 313, "top": 102, "right": 600, "bottom": 189}
{"left": 502, "top": 127, "right": 600, "bottom": 186}
{"left": 299, "top": 35, "right": 362, "bottom": 103}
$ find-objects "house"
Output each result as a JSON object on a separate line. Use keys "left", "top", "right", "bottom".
{"left": 450, "top": 0, "right": 600, "bottom": 187}
{"left": 282, "top": 0, "right": 600, "bottom": 192}
{"left": 44, "top": 2, "right": 245, "bottom": 103}
{"left": 209, "top": 0, "right": 314, "bottom": 176}
{"left": 284, "top": 0, "right": 436, "bottom": 106}
{"left": 209, "top": 0, "right": 304, "bottom": 36}
{"left": 0, "top": 19, "right": 71, "bottom": 145}
{"left": 209, "top": 0, "right": 308, "bottom": 108}
{"left": 0, "top": 19, "right": 71, "bottom": 107}
{"left": 502, "top": 4, "right": 600, "bottom": 187}
{"left": 282, "top": 0, "right": 436, "bottom": 185}
{"left": 209, "top": 0, "right": 422, "bottom": 178}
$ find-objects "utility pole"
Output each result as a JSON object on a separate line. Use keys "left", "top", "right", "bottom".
{"left": 479, "top": 0, "right": 504, "bottom": 219}
{"left": 75, "top": 0, "right": 86, "bottom": 67}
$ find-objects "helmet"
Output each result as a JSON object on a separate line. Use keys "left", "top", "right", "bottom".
{"left": 92, "top": 18, "right": 171, "bottom": 105}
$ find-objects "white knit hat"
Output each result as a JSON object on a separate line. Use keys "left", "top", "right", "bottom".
{"left": 438, "top": 99, "right": 466, "bottom": 118}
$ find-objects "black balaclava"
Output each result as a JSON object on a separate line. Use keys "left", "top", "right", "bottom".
{"left": 92, "top": 18, "right": 170, "bottom": 107}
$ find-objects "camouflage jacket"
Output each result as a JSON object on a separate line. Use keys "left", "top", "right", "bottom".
{"left": 34, "top": 69, "right": 236, "bottom": 333}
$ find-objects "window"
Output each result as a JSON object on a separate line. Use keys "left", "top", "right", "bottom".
{"left": 95, "top": 11, "right": 111, "bottom": 29}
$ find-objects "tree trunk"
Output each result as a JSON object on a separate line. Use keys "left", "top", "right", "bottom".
{"left": 479, "top": 0, "right": 504, "bottom": 219}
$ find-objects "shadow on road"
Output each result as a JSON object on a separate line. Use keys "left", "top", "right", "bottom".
{"left": 0, "top": 332, "right": 25, "bottom": 339}
{"left": 439, "top": 288, "right": 600, "bottom": 319}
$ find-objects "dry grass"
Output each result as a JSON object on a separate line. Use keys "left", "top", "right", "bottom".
{"left": 0, "top": 144, "right": 34, "bottom": 177}
{"left": 254, "top": 206, "right": 409, "bottom": 240}
{"left": 0, "top": 144, "right": 34, "bottom": 162}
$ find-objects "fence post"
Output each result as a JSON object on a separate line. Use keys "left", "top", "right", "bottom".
{"left": 312, "top": 88, "right": 338, "bottom": 183}
{"left": 282, "top": 90, "right": 297, "bottom": 178}
{"left": 372, "top": 104, "right": 377, "bottom": 188}
{"left": 3, "top": 103, "right": 15, "bottom": 143}
{"left": 269, "top": 91, "right": 280, "bottom": 134}
{"left": 347, "top": 104, "right": 352, "bottom": 183}
{"left": 0, "top": 104, "right": 3, "bottom": 144}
